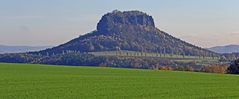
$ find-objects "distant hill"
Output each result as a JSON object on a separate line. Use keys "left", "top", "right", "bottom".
{"left": 35, "top": 10, "right": 218, "bottom": 57}
{"left": 208, "top": 45, "right": 239, "bottom": 53}
{"left": 0, "top": 45, "right": 51, "bottom": 54}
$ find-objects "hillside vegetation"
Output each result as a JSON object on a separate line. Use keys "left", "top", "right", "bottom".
{"left": 1, "top": 63, "right": 239, "bottom": 99}
{"left": 0, "top": 52, "right": 221, "bottom": 70}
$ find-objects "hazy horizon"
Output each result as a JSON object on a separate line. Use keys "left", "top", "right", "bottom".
{"left": 1, "top": 0, "right": 239, "bottom": 48}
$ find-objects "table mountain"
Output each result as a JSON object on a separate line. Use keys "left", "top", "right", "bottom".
{"left": 36, "top": 10, "right": 218, "bottom": 57}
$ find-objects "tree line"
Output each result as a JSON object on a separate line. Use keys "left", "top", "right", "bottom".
{"left": 0, "top": 52, "right": 239, "bottom": 74}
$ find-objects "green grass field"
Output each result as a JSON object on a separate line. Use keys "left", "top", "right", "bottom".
{"left": 0, "top": 63, "right": 239, "bottom": 99}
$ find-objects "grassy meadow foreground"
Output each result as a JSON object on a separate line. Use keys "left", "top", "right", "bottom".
{"left": 0, "top": 63, "right": 239, "bottom": 99}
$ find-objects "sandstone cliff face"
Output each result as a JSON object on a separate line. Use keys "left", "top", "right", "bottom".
{"left": 97, "top": 10, "right": 155, "bottom": 34}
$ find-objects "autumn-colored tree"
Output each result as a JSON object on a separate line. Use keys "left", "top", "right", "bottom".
{"left": 184, "top": 66, "right": 194, "bottom": 71}
{"left": 175, "top": 66, "right": 185, "bottom": 71}
{"left": 201, "top": 65, "right": 228, "bottom": 74}
{"left": 159, "top": 66, "right": 173, "bottom": 70}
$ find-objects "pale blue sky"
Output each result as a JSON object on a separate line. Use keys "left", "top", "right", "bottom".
{"left": 0, "top": 0, "right": 239, "bottom": 47}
